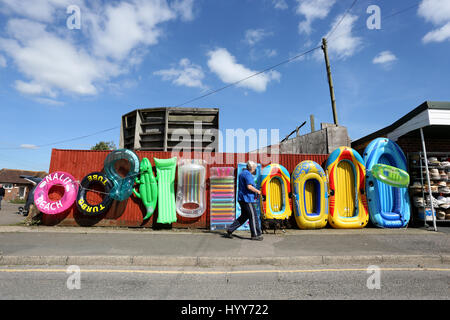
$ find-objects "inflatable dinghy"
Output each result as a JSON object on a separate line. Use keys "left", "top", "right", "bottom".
{"left": 291, "top": 161, "right": 328, "bottom": 229}
{"left": 326, "top": 147, "right": 369, "bottom": 229}
{"left": 260, "top": 164, "right": 292, "bottom": 221}
{"left": 363, "top": 138, "right": 410, "bottom": 228}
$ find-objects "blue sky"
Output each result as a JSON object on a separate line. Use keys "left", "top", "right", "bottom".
{"left": 0, "top": 0, "right": 449, "bottom": 172}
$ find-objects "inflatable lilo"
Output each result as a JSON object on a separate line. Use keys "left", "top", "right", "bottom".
{"left": 176, "top": 159, "right": 206, "bottom": 218}
{"left": 133, "top": 158, "right": 158, "bottom": 220}
{"left": 260, "top": 164, "right": 292, "bottom": 222}
{"left": 34, "top": 172, "right": 78, "bottom": 215}
{"left": 104, "top": 149, "right": 140, "bottom": 201}
{"left": 210, "top": 167, "right": 235, "bottom": 231}
{"left": 77, "top": 172, "right": 114, "bottom": 215}
{"left": 364, "top": 138, "right": 411, "bottom": 228}
{"left": 154, "top": 157, "right": 177, "bottom": 224}
{"left": 326, "top": 147, "right": 369, "bottom": 229}
{"left": 291, "top": 161, "right": 328, "bottom": 229}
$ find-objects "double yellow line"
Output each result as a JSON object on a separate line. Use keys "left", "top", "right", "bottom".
{"left": 0, "top": 267, "right": 449, "bottom": 275}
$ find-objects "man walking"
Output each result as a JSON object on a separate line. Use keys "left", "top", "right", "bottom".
{"left": 226, "top": 161, "right": 263, "bottom": 241}
{"left": 0, "top": 184, "right": 5, "bottom": 210}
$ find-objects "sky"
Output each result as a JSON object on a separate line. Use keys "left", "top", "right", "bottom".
{"left": 0, "top": 0, "right": 449, "bottom": 172}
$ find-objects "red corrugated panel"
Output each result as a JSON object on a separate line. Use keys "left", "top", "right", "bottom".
{"left": 43, "top": 149, "right": 329, "bottom": 228}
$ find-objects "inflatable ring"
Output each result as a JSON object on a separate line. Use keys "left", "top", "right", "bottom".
{"left": 34, "top": 171, "right": 78, "bottom": 215}
{"left": 77, "top": 172, "right": 114, "bottom": 215}
{"left": 104, "top": 149, "right": 140, "bottom": 201}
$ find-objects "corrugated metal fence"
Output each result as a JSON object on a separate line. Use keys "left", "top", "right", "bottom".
{"left": 43, "top": 149, "right": 328, "bottom": 228}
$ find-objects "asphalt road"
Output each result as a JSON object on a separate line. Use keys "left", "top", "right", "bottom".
{"left": 0, "top": 265, "right": 448, "bottom": 300}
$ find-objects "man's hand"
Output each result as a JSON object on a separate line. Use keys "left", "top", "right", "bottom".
{"left": 248, "top": 184, "right": 261, "bottom": 195}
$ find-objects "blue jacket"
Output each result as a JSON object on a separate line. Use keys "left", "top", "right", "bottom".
{"left": 238, "top": 169, "right": 257, "bottom": 203}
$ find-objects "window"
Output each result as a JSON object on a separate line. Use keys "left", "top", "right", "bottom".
{"left": 19, "top": 187, "right": 26, "bottom": 199}
{"left": 3, "top": 184, "right": 13, "bottom": 189}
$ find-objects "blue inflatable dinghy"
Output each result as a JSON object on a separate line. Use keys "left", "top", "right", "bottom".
{"left": 363, "top": 138, "right": 411, "bottom": 228}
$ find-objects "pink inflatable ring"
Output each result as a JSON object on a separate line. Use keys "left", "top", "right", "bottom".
{"left": 34, "top": 171, "right": 79, "bottom": 215}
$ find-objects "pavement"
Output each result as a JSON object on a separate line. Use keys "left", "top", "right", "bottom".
{"left": 0, "top": 202, "right": 26, "bottom": 226}
{"left": 1, "top": 201, "right": 450, "bottom": 268}
{"left": 0, "top": 225, "right": 449, "bottom": 267}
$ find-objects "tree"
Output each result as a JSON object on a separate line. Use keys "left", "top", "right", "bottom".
{"left": 91, "top": 141, "right": 117, "bottom": 151}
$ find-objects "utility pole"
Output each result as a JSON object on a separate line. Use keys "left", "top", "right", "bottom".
{"left": 322, "top": 38, "right": 338, "bottom": 126}
{"left": 310, "top": 114, "right": 315, "bottom": 132}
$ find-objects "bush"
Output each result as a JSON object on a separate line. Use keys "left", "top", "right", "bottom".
{"left": 9, "top": 198, "right": 26, "bottom": 204}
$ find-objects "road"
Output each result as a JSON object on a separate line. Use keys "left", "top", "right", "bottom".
{"left": 0, "top": 265, "right": 448, "bottom": 300}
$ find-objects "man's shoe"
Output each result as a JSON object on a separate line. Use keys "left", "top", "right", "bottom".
{"left": 251, "top": 235, "right": 264, "bottom": 241}
{"left": 224, "top": 231, "right": 233, "bottom": 239}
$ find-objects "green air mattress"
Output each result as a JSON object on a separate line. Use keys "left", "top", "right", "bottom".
{"left": 154, "top": 157, "right": 177, "bottom": 224}
{"left": 133, "top": 158, "right": 158, "bottom": 220}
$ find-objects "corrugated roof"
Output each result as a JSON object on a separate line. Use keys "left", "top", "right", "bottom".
{"left": 0, "top": 169, "right": 48, "bottom": 184}
{"left": 352, "top": 101, "right": 450, "bottom": 147}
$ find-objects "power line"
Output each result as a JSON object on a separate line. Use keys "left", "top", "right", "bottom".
{"left": 175, "top": 46, "right": 322, "bottom": 107}
{"left": 326, "top": 0, "right": 359, "bottom": 40}
{"left": 0, "top": 126, "right": 119, "bottom": 151}
{"left": 1, "top": 1, "right": 423, "bottom": 154}
{"left": 327, "top": 1, "right": 422, "bottom": 42}
{"left": 176, "top": 1, "right": 420, "bottom": 109}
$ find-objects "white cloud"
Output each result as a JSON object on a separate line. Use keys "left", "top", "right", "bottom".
{"left": 296, "top": 0, "right": 336, "bottom": 35}
{"left": 20, "top": 144, "right": 38, "bottom": 149}
{"left": 418, "top": 0, "right": 450, "bottom": 25}
{"left": 418, "top": 0, "right": 450, "bottom": 43}
{"left": 154, "top": 58, "right": 206, "bottom": 89}
{"left": 315, "top": 14, "right": 361, "bottom": 60}
{"left": 373, "top": 51, "right": 397, "bottom": 65}
{"left": 171, "top": 0, "right": 195, "bottom": 21}
{"left": 265, "top": 49, "right": 278, "bottom": 57}
{"left": 86, "top": 0, "right": 177, "bottom": 61}
{"left": 1, "top": 19, "right": 115, "bottom": 96}
{"left": 0, "top": 54, "right": 6, "bottom": 67}
{"left": 15, "top": 80, "right": 55, "bottom": 97}
{"left": 0, "top": 0, "right": 196, "bottom": 98}
{"left": 423, "top": 22, "right": 450, "bottom": 43}
{"left": 245, "top": 29, "right": 273, "bottom": 46}
{"left": 273, "top": 0, "right": 288, "bottom": 10}
{"left": 207, "top": 48, "right": 280, "bottom": 92}
{"left": 0, "top": 0, "right": 73, "bottom": 22}
{"left": 34, "top": 97, "right": 65, "bottom": 106}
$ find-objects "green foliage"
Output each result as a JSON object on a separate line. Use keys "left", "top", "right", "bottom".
{"left": 9, "top": 198, "right": 26, "bottom": 204}
{"left": 91, "top": 141, "right": 117, "bottom": 151}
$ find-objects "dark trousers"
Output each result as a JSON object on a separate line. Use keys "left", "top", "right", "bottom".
{"left": 0, "top": 196, "right": 2, "bottom": 209}
{"left": 228, "top": 201, "right": 262, "bottom": 237}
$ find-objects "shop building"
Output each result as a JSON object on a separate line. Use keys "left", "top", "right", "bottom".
{"left": 352, "top": 101, "right": 450, "bottom": 228}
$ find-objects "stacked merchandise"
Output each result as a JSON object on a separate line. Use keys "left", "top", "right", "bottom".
{"left": 409, "top": 154, "right": 450, "bottom": 221}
